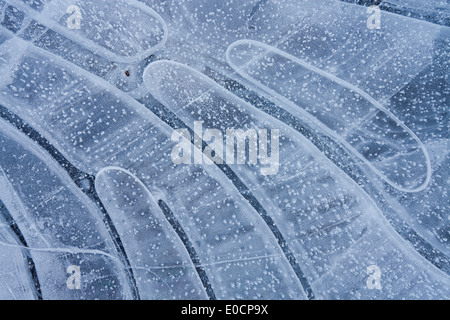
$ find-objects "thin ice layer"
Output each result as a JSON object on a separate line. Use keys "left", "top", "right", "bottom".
{"left": 96, "top": 167, "right": 208, "bottom": 300}
{"left": 4, "top": 0, "right": 167, "bottom": 63}
{"left": 144, "top": 60, "right": 450, "bottom": 299}
{"left": 226, "top": 40, "right": 432, "bottom": 193}
{"left": 0, "top": 37, "right": 306, "bottom": 299}
{"left": 380, "top": 0, "right": 449, "bottom": 25}
{"left": 0, "top": 119, "right": 132, "bottom": 299}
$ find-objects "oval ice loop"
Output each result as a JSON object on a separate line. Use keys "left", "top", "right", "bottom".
{"left": 226, "top": 40, "right": 432, "bottom": 193}
{"left": 95, "top": 166, "right": 209, "bottom": 300}
{"left": 4, "top": 0, "right": 168, "bottom": 64}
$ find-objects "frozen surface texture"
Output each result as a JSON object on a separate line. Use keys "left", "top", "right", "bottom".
{"left": 0, "top": 0, "right": 448, "bottom": 299}
{"left": 226, "top": 39, "right": 432, "bottom": 192}
{"left": 3, "top": 0, "right": 167, "bottom": 63}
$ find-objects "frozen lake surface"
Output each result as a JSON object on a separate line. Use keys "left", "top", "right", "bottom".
{"left": 0, "top": 0, "right": 448, "bottom": 299}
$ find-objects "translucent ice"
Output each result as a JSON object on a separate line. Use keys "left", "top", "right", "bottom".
{"left": 0, "top": 38, "right": 306, "bottom": 299}
{"left": 3, "top": 0, "right": 167, "bottom": 63}
{"left": 0, "top": 118, "right": 132, "bottom": 299}
{"left": 143, "top": 60, "right": 450, "bottom": 299}
{"left": 226, "top": 40, "right": 431, "bottom": 192}
{"left": 96, "top": 166, "right": 208, "bottom": 300}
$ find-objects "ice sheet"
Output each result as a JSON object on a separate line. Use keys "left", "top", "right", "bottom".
{"left": 0, "top": 118, "right": 132, "bottom": 299}
{"left": 143, "top": 60, "right": 450, "bottom": 299}
{"left": 3, "top": 0, "right": 167, "bottom": 63}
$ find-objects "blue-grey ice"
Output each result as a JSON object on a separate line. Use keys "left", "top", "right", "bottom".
{"left": 0, "top": 34, "right": 307, "bottom": 300}
{"left": 0, "top": 0, "right": 448, "bottom": 300}
{"left": 144, "top": 60, "right": 449, "bottom": 299}
{"left": 3, "top": 0, "right": 167, "bottom": 63}
{"left": 0, "top": 118, "right": 132, "bottom": 299}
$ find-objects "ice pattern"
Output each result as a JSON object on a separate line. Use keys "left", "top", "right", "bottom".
{"left": 0, "top": 0, "right": 448, "bottom": 300}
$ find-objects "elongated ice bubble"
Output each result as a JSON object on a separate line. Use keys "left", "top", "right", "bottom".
{"left": 96, "top": 166, "right": 209, "bottom": 300}
{"left": 143, "top": 60, "right": 449, "bottom": 299}
{"left": 0, "top": 119, "right": 132, "bottom": 299}
{"left": 0, "top": 38, "right": 306, "bottom": 300}
{"left": 226, "top": 40, "right": 432, "bottom": 193}
{"left": 4, "top": 0, "right": 167, "bottom": 63}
